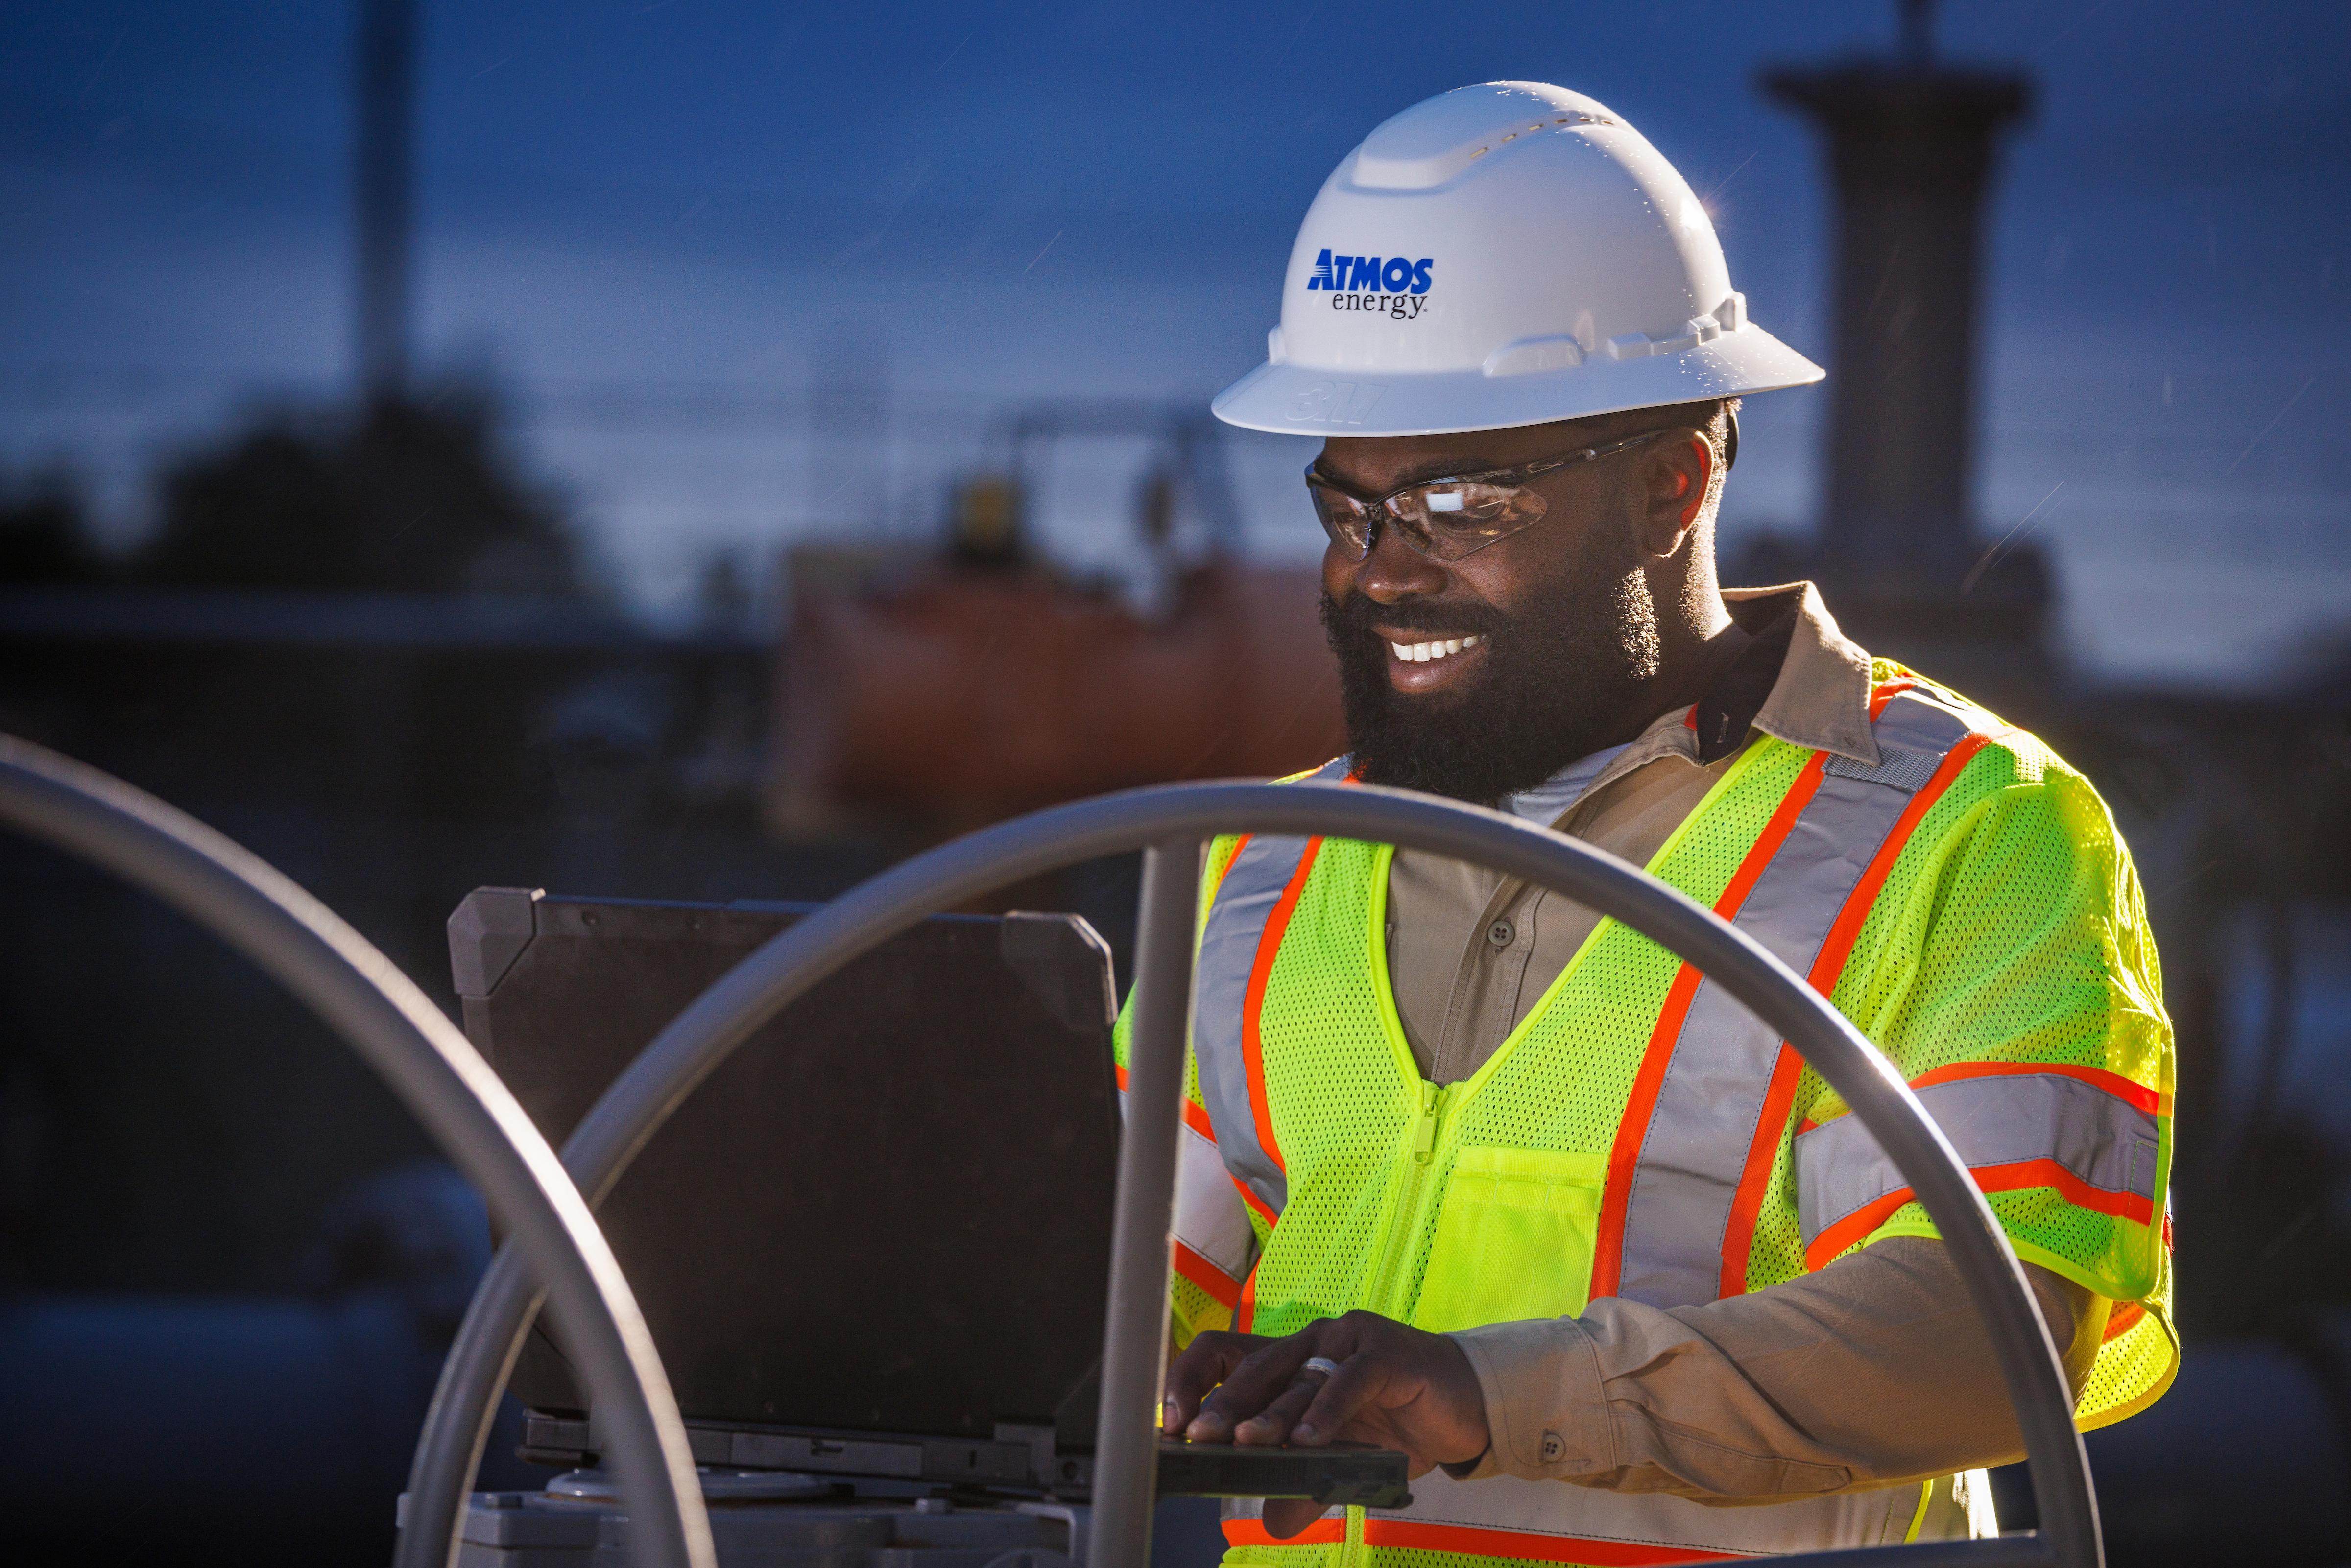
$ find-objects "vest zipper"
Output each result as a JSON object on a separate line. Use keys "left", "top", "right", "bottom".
{"left": 1343, "top": 1085, "right": 1437, "bottom": 1568}
{"left": 1364, "top": 1082, "right": 1448, "bottom": 1325}
{"left": 1412, "top": 1080, "right": 1444, "bottom": 1163}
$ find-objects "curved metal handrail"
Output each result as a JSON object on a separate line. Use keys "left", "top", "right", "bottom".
{"left": 0, "top": 736, "right": 716, "bottom": 1568}
{"left": 401, "top": 780, "right": 2100, "bottom": 1568}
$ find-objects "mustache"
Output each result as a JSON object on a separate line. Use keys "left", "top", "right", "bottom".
{"left": 1319, "top": 590, "right": 1512, "bottom": 641}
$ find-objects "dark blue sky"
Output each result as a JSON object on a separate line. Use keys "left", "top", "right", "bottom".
{"left": 2, "top": 0, "right": 2346, "bottom": 679}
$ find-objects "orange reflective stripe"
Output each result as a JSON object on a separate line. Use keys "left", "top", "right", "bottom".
{"left": 2103, "top": 1299, "right": 2146, "bottom": 1341}
{"left": 1363, "top": 1520, "right": 1744, "bottom": 1565}
{"left": 1173, "top": 1240, "right": 1243, "bottom": 1308}
{"left": 1972, "top": 1156, "right": 2158, "bottom": 1224}
{"left": 1222, "top": 1517, "right": 1750, "bottom": 1563}
{"left": 1223, "top": 1518, "right": 1348, "bottom": 1548}
{"left": 1234, "top": 1260, "right": 1259, "bottom": 1333}
{"left": 1590, "top": 962, "right": 1703, "bottom": 1303}
{"left": 1716, "top": 728, "right": 1996, "bottom": 1295}
{"left": 1591, "top": 752, "right": 1826, "bottom": 1302}
{"left": 1113, "top": 1064, "right": 1221, "bottom": 1144}
{"left": 1240, "top": 836, "right": 1324, "bottom": 1177}
{"left": 1715, "top": 1044, "right": 1809, "bottom": 1299}
{"left": 1232, "top": 1171, "right": 1278, "bottom": 1228}
{"left": 1803, "top": 1155, "right": 2159, "bottom": 1270}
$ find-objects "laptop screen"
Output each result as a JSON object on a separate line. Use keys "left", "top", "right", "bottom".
{"left": 450, "top": 889, "right": 1121, "bottom": 1474}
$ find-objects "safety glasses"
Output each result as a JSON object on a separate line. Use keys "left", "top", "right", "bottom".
{"left": 1306, "top": 428, "right": 1679, "bottom": 562}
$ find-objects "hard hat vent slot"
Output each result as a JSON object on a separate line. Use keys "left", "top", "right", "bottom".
{"left": 1483, "top": 335, "right": 1586, "bottom": 379}
{"left": 1351, "top": 87, "right": 1619, "bottom": 190}
{"left": 1606, "top": 315, "right": 1723, "bottom": 361}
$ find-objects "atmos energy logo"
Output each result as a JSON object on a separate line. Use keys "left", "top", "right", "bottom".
{"left": 1305, "top": 249, "right": 1434, "bottom": 318}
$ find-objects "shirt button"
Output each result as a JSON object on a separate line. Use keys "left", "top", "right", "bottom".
{"left": 1540, "top": 1431, "right": 1565, "bottom": 1463}
{"left": 1486, "top": 917, "right": 1516, "bottom": 948}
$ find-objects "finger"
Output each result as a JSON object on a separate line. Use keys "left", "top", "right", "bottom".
{"left": 1163, "top": 1332, "right": 1262, "bottom": 1434}
{"left": 1288, "top": 1352, "right": 1388, "bottom": 1447}
{"left": 1186, "top": 1331, "right": 1326, "bottom": 1441}
{"left": 1231, "top": 1368, "right": 1328, "bottom": 1446}
{"left": 1262, "top": 1499, "right": 1330, "bottom": 1541}
{"left": 1294, "top": 1330, "right": 1489, "bottom": 1470}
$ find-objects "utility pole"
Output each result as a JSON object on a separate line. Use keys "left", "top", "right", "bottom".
{"left": 353, "top": 0, "right": 417, "bottom": 403}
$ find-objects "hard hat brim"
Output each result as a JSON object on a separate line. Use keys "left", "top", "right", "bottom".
{"left": 1210, "top": 325, "right": 1823, "bottom": 440}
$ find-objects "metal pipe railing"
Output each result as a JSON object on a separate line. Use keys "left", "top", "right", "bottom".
{"left": 400, "top": 780, "right": 2099, "bottom": 1568}
{"left": 1087, "top": 838, "right": 1204, "bottom": 1567}
{"left": 0, "top": 736, "right": 715, "bottom": 1568}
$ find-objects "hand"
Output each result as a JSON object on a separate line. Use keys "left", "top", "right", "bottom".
{"left": 1160, "top": 1310, "right": 1490, "bottom": 1540}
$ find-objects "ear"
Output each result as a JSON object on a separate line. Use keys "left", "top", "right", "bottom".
{"left": 1634, "top": 433, "right": 1715, "bottom": 560}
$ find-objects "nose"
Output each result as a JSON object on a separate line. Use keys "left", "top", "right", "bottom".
{"left": 1343, "top": 521, "right": 1450, "bottom": 606}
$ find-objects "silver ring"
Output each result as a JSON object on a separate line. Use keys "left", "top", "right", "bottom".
{"left": 1300, "top": 1356, "right": 1342, "bottom": 1379}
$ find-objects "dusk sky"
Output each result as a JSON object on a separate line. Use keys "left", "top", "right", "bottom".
{"left": 2, "top": 0, "right": 2345, "bottom": 683}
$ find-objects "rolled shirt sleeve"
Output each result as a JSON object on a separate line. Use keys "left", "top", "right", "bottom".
{"left": 1450, "top": 1237, "right": 2098, "bottom": 1503}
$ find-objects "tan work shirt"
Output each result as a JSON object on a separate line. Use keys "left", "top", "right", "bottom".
{"left": 1383, "top": 584, "right": 2099, "bottom": 1500}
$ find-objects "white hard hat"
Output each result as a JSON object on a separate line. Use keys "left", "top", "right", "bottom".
{"left": 1212, "top": 81, "right": 1823, "bottom": 439}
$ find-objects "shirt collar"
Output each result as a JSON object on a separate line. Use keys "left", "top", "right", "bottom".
{"left": 1717, "top": 582, "right": 1879, "bottom": 766}
{"left": 1501, "top": 741, "right": 1633, "bottom": 825}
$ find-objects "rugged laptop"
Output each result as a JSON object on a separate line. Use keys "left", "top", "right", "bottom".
{"left": 447, "top": 887, "right": 1408, "bottom": 1511}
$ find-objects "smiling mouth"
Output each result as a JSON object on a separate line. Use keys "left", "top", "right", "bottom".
{"left": 1387, "top": 634, "right": 1484, "bottom": 664}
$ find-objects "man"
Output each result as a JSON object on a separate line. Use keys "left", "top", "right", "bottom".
{"left": 1116, "top": 83, "right": 2176, "bottom": 1565}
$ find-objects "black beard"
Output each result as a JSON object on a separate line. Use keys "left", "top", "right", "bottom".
{"left": 1320, "top": 549, "right": 1661, "bottom": 807}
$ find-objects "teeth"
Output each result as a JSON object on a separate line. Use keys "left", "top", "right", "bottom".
{"left": 1390, "top": 634, "right": 1484, "bottom": 663}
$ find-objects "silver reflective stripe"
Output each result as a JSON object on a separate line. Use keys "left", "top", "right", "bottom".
{"left": 1614, "top": 692, "right": 1977, "bottom": 1307}
{"left": 1798, "top": 1071, "right": 2163, "bottom": 1249}
{"left": 1363, "top": 1467, "right": 1982, "bottom": 1555}
{"left": 1189, "top": 759, "right": 1346, "bottom": 1219}
{"left": 1870, "top": 686, "right": 1983, "bottom": 766}
{"left": 1172, "top": 1119, "right": 1255, "bottom": 1283}
{"left": 1119, "top": 1073, "right": 1257, "bottom": 1286}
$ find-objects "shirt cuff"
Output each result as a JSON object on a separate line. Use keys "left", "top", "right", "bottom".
{"left": 1446, "top": 1318, "right": 1612, "bottom": 1483}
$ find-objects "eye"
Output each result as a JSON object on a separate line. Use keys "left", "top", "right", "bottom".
{"left": 1418, "top": 482, "right": 1518, "bottom": 523}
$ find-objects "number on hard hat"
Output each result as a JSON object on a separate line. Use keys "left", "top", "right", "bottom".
{"left": 1212, "top": 81, "right": 1823, "bottom": 439}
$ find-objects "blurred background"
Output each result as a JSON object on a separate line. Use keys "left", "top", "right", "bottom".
{"left": 0, "top": 0, "right": 2346, "bottom": 1563}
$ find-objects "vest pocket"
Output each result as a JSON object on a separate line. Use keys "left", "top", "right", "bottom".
{"left": 1409, "top": 1146, "right": 1608, "bottom": 1333}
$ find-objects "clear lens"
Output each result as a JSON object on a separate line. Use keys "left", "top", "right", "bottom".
{"left": 1307, "top": 479, "right": 1377, "bottom": 559}
{"left": 1395, "top": 482, "right": 1548, "bottom": 559}
{"left": 1307, "top": 471, "right": 1550, "bottom": 562}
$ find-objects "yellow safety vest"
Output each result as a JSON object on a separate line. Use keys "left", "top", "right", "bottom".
{"left": 1117, "top": 667, "right": 2177, "bottom": 1568}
